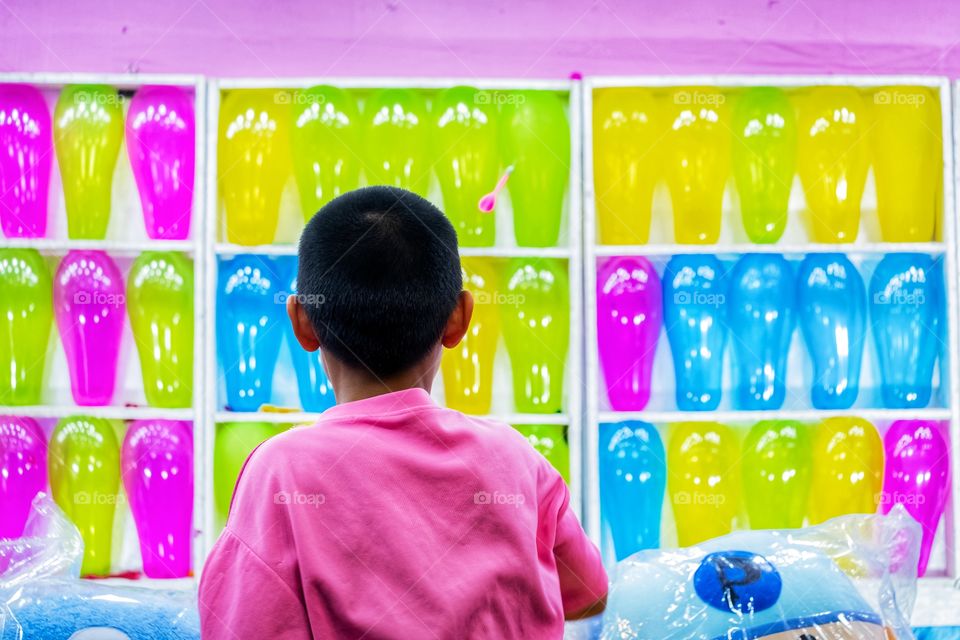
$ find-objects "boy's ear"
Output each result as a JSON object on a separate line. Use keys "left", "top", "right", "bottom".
{"left": 441, "top": 290, "right": 474, "bottom": 349}
{"left": 287, "top": 295, "right": 321, "bottom": 352}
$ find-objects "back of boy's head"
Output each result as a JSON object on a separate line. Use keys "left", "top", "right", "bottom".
{"left": 297, "top": 186, "right": 462, "bottom": 379}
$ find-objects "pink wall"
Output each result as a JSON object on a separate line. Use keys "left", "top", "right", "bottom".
{"left": 2, "top": 0, "right": 959, "bottom": 78}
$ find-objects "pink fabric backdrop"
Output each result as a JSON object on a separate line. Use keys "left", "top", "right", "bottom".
{"left": 1, "top": 0, "right": 959, "bottom": 78}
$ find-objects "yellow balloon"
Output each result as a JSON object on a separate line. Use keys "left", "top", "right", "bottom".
{"left": 870, "top": 87, "right": 940, "bottom": 242}
{"left": 796, "top": 87, "right": 871, "bottom": 243}
{"left": 592, "top": 88, "right": 662, "bottom": 245}
{"left": 808, "top": 417, "right": 883, "bottom": 524}
{"left": 218, "top": 89, "right": 291, "bottom": 245}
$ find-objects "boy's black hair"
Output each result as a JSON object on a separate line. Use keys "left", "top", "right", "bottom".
{"left": 296, "top": 186, "right": 462, "bottom": 379}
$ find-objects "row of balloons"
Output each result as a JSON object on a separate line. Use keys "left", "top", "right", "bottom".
{"left": 599, "top": 252, "right": 944, "bottom": 411}
{"left": 0, "top": 250, "right": 194, "bottom": 408}
{"left": 600, "top": 418, "right": 949, "bottom": 575}
{"left": 219, "top": 255, "right": 572, "bottom": 414}
{"left": 594, "top": 85, "right": 942, "bottom": 244}
{"left": 218, "top": 86, "right": 570, "bottom": 247}
{"left": 0, "top": 84, "right": 194, "bottom": 240}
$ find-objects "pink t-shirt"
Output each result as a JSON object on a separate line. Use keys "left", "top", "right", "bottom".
{"left": 199, "top": 388, "right": 607, "bottom": 639}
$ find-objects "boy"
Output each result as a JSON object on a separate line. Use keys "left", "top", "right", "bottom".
{"left": 199, "top": 186, "right": 607, "bottom": 639}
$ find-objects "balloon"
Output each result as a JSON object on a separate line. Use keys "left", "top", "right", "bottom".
{"left": 514, "top": 423, "right": 569, "bottom": 482}
{"left": 217, "top": 255, "right": 286, "bottom": 411}
{"left": 126, "top": 252, "right": 194, "bottom": 408}
{"left": 599, "top": 421, "right": 665, "bottom": 560}
{"left": 501, "top": 258, "right": 569, "bottom": 413}
{"left": 53, "top": 85, "right": 123, "bottom": 239}
{"left": 501, "top": 90, "right": 569, "bottom": 247}
{"left": 48, "top": 416, "right": 120, "bottom": 575}
{"left": 0, "top": 416, "right": 46, "bottom": 538}
{"left": 796, "top": 87, "right": 870, "bottom": 243}
{"left": 0, "top": 84, "right": 51, "bottom": 238}
{"left": 663, "top": 87, "right": 730, "bottom": 244}
{"left": 731, "top": 87, "right": 797, "bottom": 244}
{"left": 441, "top": 257, "right": 499, "bottom": 414}
{"left": 289, "top": 85, "right": 360, "bottom": 219}
{"left": 809, "top": 417, "right": 882, "bottom": 524}
{"left": 0, "top": 249, "right": 52, "bottom": 405}
{"left": 592, "top": 88, "right": 662, "bottom": 245}
{"left": 53, "top": 251, "right": 125, "bottom": 406}
{"left": 662, "top": 254, "right": 728, "bottom": 411}
{"left": 126, "top": 85, "right": 195, "bottom": 240}
{"left": 870, "top": 87, "right": 940, "bottom": 242}
{"left": 797, "top": 254, "right": 866, "bottom": 410}
{"left": 214, "top": 421, "right": 280, "bottom": 524}
{"left": 881, "top": 420, "right": 949, "bottom": 576}
{"left": 868, "top": 254, "right": 942, "bottom": 409}
{"left": 218, "top": 89, "right": 290, "bottom": 245}
{"left": 121, "top": 419, "right": 193, "bottom": 578}
{"left": 596, "top": 256, "right": 662, "bottom": 411}
{"left": 363, "top": 88, "right": 429, "bottom": 195}
{"left": 741, "top": 420, "right": 812, "bottom": 529}
{"left": 432, "top": 86, "right": 499, "bottom": 247}
{"left": 728, "top": 254, "right": 795, "bottom": 410}
{"left": 667, "top": 421, "right": 740, "bottom": 547}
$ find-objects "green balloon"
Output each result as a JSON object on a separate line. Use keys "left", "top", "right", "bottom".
{"left": 48, "top": 416, "right": 120, "bottom": 576}
{"left": 513, "top": 424, "right": 569, "bottom": 482}
{"left": 731, "top": 87, "right": 798, "bottom": 244}
{"left": 126, "top": 251, "right": 194, "bottom": 408}
{"left": 742, "top": 420, "right": 812, "bottom": 529}
{"left": 0, "top": 249, "right": 53, "bottom": 405}
{"left": 501, "top": 91, "right": 570, "bottom": 247}
{"left": 363, "top": 89, "right": 429, "bottom": 196}
{"left": 214, "top": 421, "right": 282, "bottom": 525}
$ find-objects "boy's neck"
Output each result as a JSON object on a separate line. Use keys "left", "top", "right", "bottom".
{"left": 328, "top": 352, "right": 440, "bottom": 405}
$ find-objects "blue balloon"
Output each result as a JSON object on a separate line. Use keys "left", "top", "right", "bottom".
{"left": 796, "top": 254, "right": 866, "bottom": 409}
{"left": 599, "top": 421, "right": 666, "bottom": 561}
{"left": 662, "top": 254, "right": 729, "bottom": 411}
{"left": 728, "top": 254, "right": 796, "bottom": 410}
{"left": 868, "top": 253, "right": 943, "bottom": 408}
{"left": 217, "top": 255, "right": 287, "bottom": 412}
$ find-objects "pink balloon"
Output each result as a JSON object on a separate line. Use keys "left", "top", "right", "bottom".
{"left": 597, "top": 256, "right": 662, "bottom": 411}
{"left": 125, "top": 85, "right": 195, "bottom": 240}
{"left": 53, "top": 251, "right": 125, "bottom": 406}
{"left": 121, "top": 419, "right": 193, "bottom": 578}
{"left": 0, "top": 416, "right": 47, "bottom": 538}
{"left": 0, "top": 84, "right": 51, "bottom": 238}
{"left": 882, "top": 420, "right": 950, "bottom": 576}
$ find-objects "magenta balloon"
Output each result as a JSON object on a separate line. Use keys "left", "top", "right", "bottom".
{"left": 53, "top": 251, "right": 125, "bottom": 406}
{"left": 597, "top": 256, "right": 663, "bottom": 411}
{"left": 126, "top": 85, "right": 195, "bottom": 240}
{"left": 121, "top": 419, "right": 193, "bottom": 578}
{"left": 882, "top": 420, "right": 950, "bottom": 576}
{"left": 0, "top": 84, "right": 52, "bottom": 238}
{"left": 0, "top": 415, "right": 47, "bottom": 538}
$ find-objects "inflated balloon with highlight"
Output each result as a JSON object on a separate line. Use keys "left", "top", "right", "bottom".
{"left": 433, "top": 86, "right": 499, "bottom": 247}
{"left": 126, "top": 85, "right": 195, "bottom": 240}
{"left": 882, "top": 420, "right": 949, "bottom": 576}
{"left": 596, "top": 256, "right": 662, "bottom": 411}
{"left": 48, "top": 416, "right": 120, "bottom": 576}
{"left": 731, "top": 87, "right": 797, "bottom": 244}
{"left": 289, "top": 85, "right": 360, "bottom": 219}
{"left": 501, "top": 259, "right": 569, "bottom": 413}
{"left": 54, "top": 85, "right": 123, "bottom": 239}
{"left": 599, "top": 421, "right": 665, "bottom": 560}
{"left": 742, "top": 420, "right": 812, "bottom": 529}
{"left": 127, "top": 252, "right": 194, "bottom": 408}
{"left": 122, "top": 419, "right": 193, "bottom": 578}
{"left": 808, "top": 417, "right": 882, "bottom": 524}
{"left": 0, "top": 416, "right": 47, "bottom": 538}
{"left": 218, "top": 89, "right": 290, "bottom": 245}
{"left": 441, "top": 257, "right": 500, "bottom": 414}
{"left": 514, "top": 423, "right": 569, "bottom": 483}
{"left": 0, "top": 249, "right": 52, "bottom": 405}
{"left": 363, "top": 89, "right": 429, "bottom": 195}
{"left": 0, "top": 84, "right": 52, "bottom": 238}
{"left": 214, "top": 421, "right": 280, "bottom": 525}
{"left": 592, "top": 88, "right": 662, "bottom": 245}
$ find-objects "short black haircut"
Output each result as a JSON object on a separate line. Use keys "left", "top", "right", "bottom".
{"left": 297, "top": 186, "right": 462, "bottom": 379}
